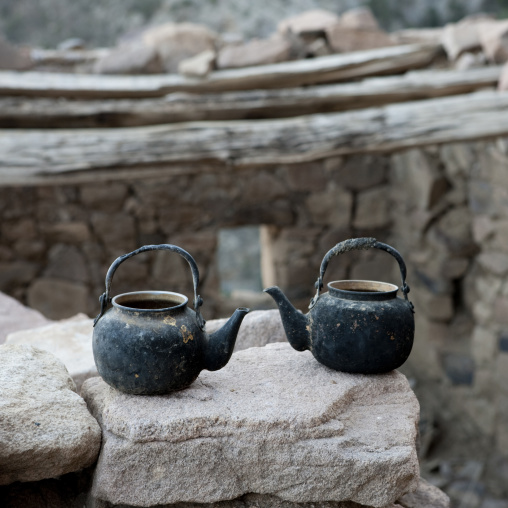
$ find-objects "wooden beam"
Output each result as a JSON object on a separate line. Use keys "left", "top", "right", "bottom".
{"left": 0, "top": 66, "right": 499, "bottom": 128}
{"left": 1, "top": 90, "right": 507, "bottom": 186}
{"left": 0, "top": 44, "right": 439, "bottom": 98}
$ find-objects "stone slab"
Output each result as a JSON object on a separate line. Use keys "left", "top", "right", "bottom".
{"left": 0, "top": 291, "right": 50, "bottom": 344}
{"left": 206, "top": 309, "right": 286, "bottom": 352}
{"left": 0, "top": 344, "right": 101, "bottom": 485}
{"left": 6, "top": 315, "right": 96, "bottom": 391}
{"left": 82, "top": 343, "right": 420, "bottom": 507}
{"left": 92, "top": 495, "right": 394, "bottom": 508}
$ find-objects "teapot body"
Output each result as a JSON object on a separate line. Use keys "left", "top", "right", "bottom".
{"left": 93, "top": 291, "right": 204, "bottom": 395}
{"left": 265, "top": 238, "right": 416, "bottom": 374}
{"left": 92, "top": 244, "right": 249, "bottom": 396}
{"left": 308, "top": 287, "right": 414, "bottom": 374}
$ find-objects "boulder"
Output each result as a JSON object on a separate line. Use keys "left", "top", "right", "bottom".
{"left": 397, "top": 477, "right": 450, "bottom": 508}
{"left": 142, "top": 23, "right": 217, "bottom": 73}
{"left": 206, "top": 309, "right": 286, "bottom": 351}
{"left": 93, "top": 43, "right": 163, "bottom": 75}
{"left": 217, "top": 35, "right": 291, "bottom": 69}
{"left": 339, "top": 7, "right": 380, "bottom": 30}
{"left": 278, "top": 9, "right": 340, "bottom": 35}
{"left": 325, "top": 21, "right": 393, "bottom": 53}
{"left": 479, "top": 20, "right": 508, "bottom": 63}
{"left": 454, "top": 51, "right": 486, "bottom": 70}
{"left": 353, "top": 186, "right": 391, "bottom": 230}
{"left": 441, "top": 15, "right": 495, "bottom": 60}
{"left": 390, "top": 28, "right": 443, "bottom": 46}
{"left": 178, "top": 49, "right": 216, "bottom": 78}
{"left": 0, "top": 37, "right": 31, "bottom": 70}
{"left": 0, "top": 344, "right": 101, "bottom": 485}
{"left": 83, "top": 342, "right": 420, "bottom": 507}
{"left": 27, "top": 277, "right": 90, "bottom": 320}
{"left": 0, "top": 291, "right": 50, "bottom": 344}
{"left": 91, "top": 497, "right": 401, "bottom": 508}
{"left": 5, "top": 316, "right": 96, "bottom": 391}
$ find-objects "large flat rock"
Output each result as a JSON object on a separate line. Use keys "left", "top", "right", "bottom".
{"left": 6, "top": 315, "right": 96, "bottom": 391}
{"left": 0, "top": 344, "right": 101, "bottom": 485}
{"left": 82, "top": 343, "right": 419, "bottom": 507}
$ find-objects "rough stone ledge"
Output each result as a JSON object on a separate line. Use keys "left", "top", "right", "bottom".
{"left": 82, "top": 343, "right": 420, "bottom": 508}
{"left": 0, "top": 344, "right": 102, "bottom": 485}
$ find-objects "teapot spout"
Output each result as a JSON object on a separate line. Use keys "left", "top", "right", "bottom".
{"left": 264, "top": 286, "right": 309, "bottom": 352}
{"left": 204, "top": 307, "right": 250, "bottom": 371}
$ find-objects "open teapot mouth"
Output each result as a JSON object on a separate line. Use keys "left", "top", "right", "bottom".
{"left": 328, "top": 280, "right": 399, "bottom": 301}
{"left": 112, "top": 291, "right": 188, "bottom": 311}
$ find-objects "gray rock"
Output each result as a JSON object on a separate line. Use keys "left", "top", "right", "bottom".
{"left": 478, "top": 251, "right": 508, "bottom": 275}
{"left": 206, "top": 309, "right": 286, "bottom": 352}
{"left": 479, "top": 19, "right": 508, "bottom": 63}
{"left": 339, "top": 7, "right": 380, "bottom": 30}
{"left": 82, "top": 343, "right": 419, "bottom": 507}
{"left": 441, "top": 16, "right": 494, "bottom": 60}
{"left": 397, "top": 477, "right": 450, "bottom": 508}
{"left": 305, "top": 187, "right": 352, "bottom": 227}
{"left": 328, "top": 155, "right": 387, "bottom": 192}
{"left": 325, "top": 18, "right": 393, "bottom": 53}
{"left": 391, "top": 149, "right": 449, "bottom": 211}
{"left": 6, "top": 316, "right": 96, "bottom": 391}
{"left": 277, "top": 9, "right": 340, "bottom": 35}
{"left": 41, "top": 221, "right": 92, "bottom": 244}
{"left": 27, "top": 277, "right": 90, "bottom": 320}
{"left": 0, "top": 291, "right": 50, "bottom": 344}
{"left": 217, "top": 35, "right": 291, "bottom": 69}
{"left": 44, "top": 244, "right": 89, "bottom": 283}
{"left": 91, "top": 494, "right": 394, "bottom": 507}
{"left": 178, "top": 49, "right": 216, "bottom": 77}
{"left": 81, "top": 182, "right": 129, "bottom": 213}
{"left": 0, "top": 37, "right": 31, "bottom": 70}
{"left": 93, "top": 43, "right": 163, "bottom": 75}
{"left": 0, "top": 344, "right": 101, "bottom": 485}
{"left": 142, "top": 23, "right": 217, "bottom": 74}
{"left": 353, "top": 186, "right": 391, "bottom": 230}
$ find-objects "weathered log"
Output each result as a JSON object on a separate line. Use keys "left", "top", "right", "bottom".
{"left": 30, "top": 48, "right": 110, "bottom": 67}
{"left": 0, "top": 44, "right": 439, "bottom": 98}
{"left": 1, "top": 90, "right": 507, "bottom": 186}
{"left": 0, "top": 66, "right": 499, "bottom": 128}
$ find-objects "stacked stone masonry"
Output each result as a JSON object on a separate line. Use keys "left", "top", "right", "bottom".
{"left": 1, "top": 138, "right": 508, "bottom": 496}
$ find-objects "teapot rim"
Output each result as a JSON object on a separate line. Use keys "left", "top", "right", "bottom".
{"left": 327, "top": 280, "right": 399, "bottom": 301}
{"left": 112, "top": 290, "right": 188, "bottom": 312}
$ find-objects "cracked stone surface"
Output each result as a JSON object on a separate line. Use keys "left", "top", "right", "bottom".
{"left": 0, "top": 344, "right": 101, "bottom": 485}
{"left": 82, "top": 342, "right": 419, "bottom": 507}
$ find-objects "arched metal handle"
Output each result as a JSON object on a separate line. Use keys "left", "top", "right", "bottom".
{"left": 309, "top": 237, "right": 412, "bottom": 309}
{"left": 94, "top": 244, "right": 205, "bottom": 329}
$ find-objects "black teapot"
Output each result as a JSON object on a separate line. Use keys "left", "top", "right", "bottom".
{"left": 93, "top": 244, "right": 249, "bottom": 395}
{"left": 264, "top": 238, "right": 414, "bottom": 374}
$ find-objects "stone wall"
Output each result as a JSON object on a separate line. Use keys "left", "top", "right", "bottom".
{"left": 0, "top": 155, "right": 395, "bottom": 321}
{"left": 1, "top": 138, "right": 508, "bottom": 497}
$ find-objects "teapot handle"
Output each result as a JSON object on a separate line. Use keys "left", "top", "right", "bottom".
{"left": 309, "top": 237, "right": 412, "bottom": 309}
{"left": 93, "top": 244, "right": 205, "bottom": 330}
